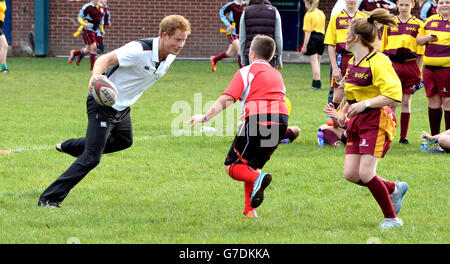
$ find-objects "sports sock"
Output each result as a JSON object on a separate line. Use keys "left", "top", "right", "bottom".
{"left": 237, "top": 54, "right": 243, "bottom": 68}
{"left": 445, "top": 111, "right": 450, "bottom": 131}
{"left": 400, "top": 112, "right": 411, "bottom": 139}
{"left": 243, "top": 182, "right": 256, "bottom": 214}
{"left": 428, "top": 107, "right": 442, "bottom": 135}
{"left": 89, "top": 52, "right": 96, "bottom": 71}
{"left": 283, "top": 128, "right": 297, "bottom": 142}
{"left": 1, "top": 63, "right": 7, "bottom": 70}
{"left": 322, "top": 129, "right": 339, "bottom": 145}
{"left": 213, "top": 51, "right": 227, "bottom": 63}
{"left": 356, "top": 176, "right": 395, "bottom": 194}
{"left": 228, "top": 164, "right": 259, "bottom": 183}
{"left": 365, "top": 175, "right": 396, "bottom": 218}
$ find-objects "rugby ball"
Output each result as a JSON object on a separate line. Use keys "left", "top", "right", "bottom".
{"left": 92, "top": 77, "right": 118, "bottom": 107}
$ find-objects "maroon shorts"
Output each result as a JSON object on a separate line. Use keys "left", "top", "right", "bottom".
{"left": 392, "top": 60, "right": 422, "bottom": 95}
{"left": 345, "top": 108, "right": 395, "bottom": 158}
{"left": 227, "top": 34, "right": 239, "bottom": 44}
{"left": 332, "top": 53, "right": 353, "bottom": 88}
{"left": 423, "top": 66, "right": 450, "bottom": 98}
{"left": 82, "top": 29, "right": 97, "bottom": 45}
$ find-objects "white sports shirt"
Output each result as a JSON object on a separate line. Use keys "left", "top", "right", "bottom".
{"left": 107, "top": 37, "right": 176, "bottom": 111}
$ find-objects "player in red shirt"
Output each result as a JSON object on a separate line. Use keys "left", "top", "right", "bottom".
{"left": 190, "top": 35, "right": 288, "bottom": 218}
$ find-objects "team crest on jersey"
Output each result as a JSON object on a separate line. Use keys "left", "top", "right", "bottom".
{"left": 430, "top": 22, "right": 439, "bottom": 28}
{"left": 339, "top": 19, "right": 349, "bottom": 27}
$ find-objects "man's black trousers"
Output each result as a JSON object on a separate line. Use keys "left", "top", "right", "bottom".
{"left": 39, "top": 95, "right": 133, "bottom": 204}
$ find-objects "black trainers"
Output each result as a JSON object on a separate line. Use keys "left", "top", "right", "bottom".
{"left": 37, "top": 199, "right": 61, "bottom": 208}
{"left": 55, "top": 142, "right": 63, "bottom": 153}
{"left": 1, "top": 68, "right": 10, "bottom": 74}
{"left": 399, "top": 137, "right": 409, "bottom": 144}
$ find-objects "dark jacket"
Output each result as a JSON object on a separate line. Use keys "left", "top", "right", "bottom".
{"left": 242, "top": 0, "right": 277, "bottom": 56}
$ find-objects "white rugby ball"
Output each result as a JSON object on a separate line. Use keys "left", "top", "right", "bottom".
{"left": 92, "top": 77, "right": 119, "bottom": 107}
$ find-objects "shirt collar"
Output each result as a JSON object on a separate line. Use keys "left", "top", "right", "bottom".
{"left": 152, "top": 37, "right": 160, "bottom": 64}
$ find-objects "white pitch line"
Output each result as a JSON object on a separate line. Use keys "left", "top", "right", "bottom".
{"left": 5, "top": 119, "right": 303, "bottom": 154}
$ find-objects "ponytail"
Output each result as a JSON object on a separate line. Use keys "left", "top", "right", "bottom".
{"left": 350, "top": 8, "right": 397, "bottom": 47}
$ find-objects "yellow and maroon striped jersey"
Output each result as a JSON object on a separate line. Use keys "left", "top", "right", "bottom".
{"left": 345, "top": 50, "right": 402, "bottom": 103}
{"left": 418, "top": 14, "right": 450, "bottom": 67}
{"left": 381, "top": 16, "right": 424, "bottom": 62}
{"left": 324, "top": 10, "right": 369, "bottom": 54}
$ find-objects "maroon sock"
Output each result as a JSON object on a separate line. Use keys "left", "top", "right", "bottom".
{"left": 365, "top": 176, "right": 396, "bottom": 218}
{"left": 356, "top": 176, "right": 395, "bottom": 194}
{"left": 428, "top": 107, "right": 442, "bottom": 136}
{"left": 89, "top": 52, "right": 96, "bottom": 71}
{"left": 322, "top": 129, "right": 339, "bottom": 145}
{"left": 213, "top": 51, "right": 227, "bottom": 63}
{"left": 237, "top": 55, "right": 243, "bottom": 68}
{"left": 228, "top": 164, "right": 259, "bottom": 183}
{"left": 283, "top": 128, "right": 297, "bottom": 142}
{"left": 400, "top": 112, "right": 410, "bottom": 139}
{"left": 445, "top": 111, "right": 450, "bottom": 131}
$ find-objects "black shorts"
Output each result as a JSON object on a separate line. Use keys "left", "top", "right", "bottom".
{"left": 305, "top": 32, "right": 324, "bottom": 56}
{"left": 0, "top": 21, "right": 4, "bottom": 36}
{"left": 224, "top": 114, "right": 288, "bottom": 170}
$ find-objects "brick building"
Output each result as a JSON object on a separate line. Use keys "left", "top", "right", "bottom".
{"left": 8, "top": 0, "right": 421, "bottom": 59}
{"left": 8, "top": 0, "right": 342, "bottom": 58}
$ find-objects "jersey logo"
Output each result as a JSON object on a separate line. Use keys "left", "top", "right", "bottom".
{"left": 359, "top": 139, "right": 369, "bottom": 147}
{"left": 144, "top": 66, "right": 150, "bottom": 71}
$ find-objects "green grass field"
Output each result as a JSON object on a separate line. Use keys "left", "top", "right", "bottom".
{"left": 0, "top": 57, "right": 448, "bottom": 244}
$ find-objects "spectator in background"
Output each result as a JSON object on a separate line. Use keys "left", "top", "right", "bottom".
{"left": 418, "top": 0, "right": 437, "bottom": 21}
{"left": 380, "top": 0, "right": 424, "bottom": 144}
{"left": 416, "top": 0, "right": 450, "bottom": 136}
{"left": 210, "top": 0, "right": 247, "bottom": 72}
{"left": 357, "top": 0, "right": 397, "bottom": 12}
{"left": 324, "top": 0, "right": 368, "bottom": 110}
{"left": 240, "top": 0, "right": 283, "bottom": 68}
{"left": 0, "top": 0, "right": 9, "bottom": 73}
{"left": 301, "top": 0, "right": 326, "bottom": 90}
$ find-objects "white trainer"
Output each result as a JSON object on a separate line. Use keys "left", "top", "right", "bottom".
{"left": 379, "top": 217, "right": 403, "bottom": 229}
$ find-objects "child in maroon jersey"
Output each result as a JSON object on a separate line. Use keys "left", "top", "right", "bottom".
{"left": 69, "top": 0, "right": 105, "bottom": 72}
{"left": 210, "top": 0, "right": 247, "bottom": 72}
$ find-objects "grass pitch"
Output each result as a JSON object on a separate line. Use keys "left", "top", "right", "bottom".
{"left": 0, "top": 57, "right": 448, "bottom": 244}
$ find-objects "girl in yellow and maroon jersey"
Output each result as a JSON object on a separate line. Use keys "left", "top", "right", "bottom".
{"left": 381, "top": 0, "right": 424, "bottom": 144}
{"left": 416, "top": 0, "right": 450, "bottom": 136}
{"left": 339, "top": 8, "right": 408, "bottom": 229}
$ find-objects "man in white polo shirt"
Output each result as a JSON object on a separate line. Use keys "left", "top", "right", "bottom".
{"left": 38, "top": 15, "right": 191, "bottom": 208}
